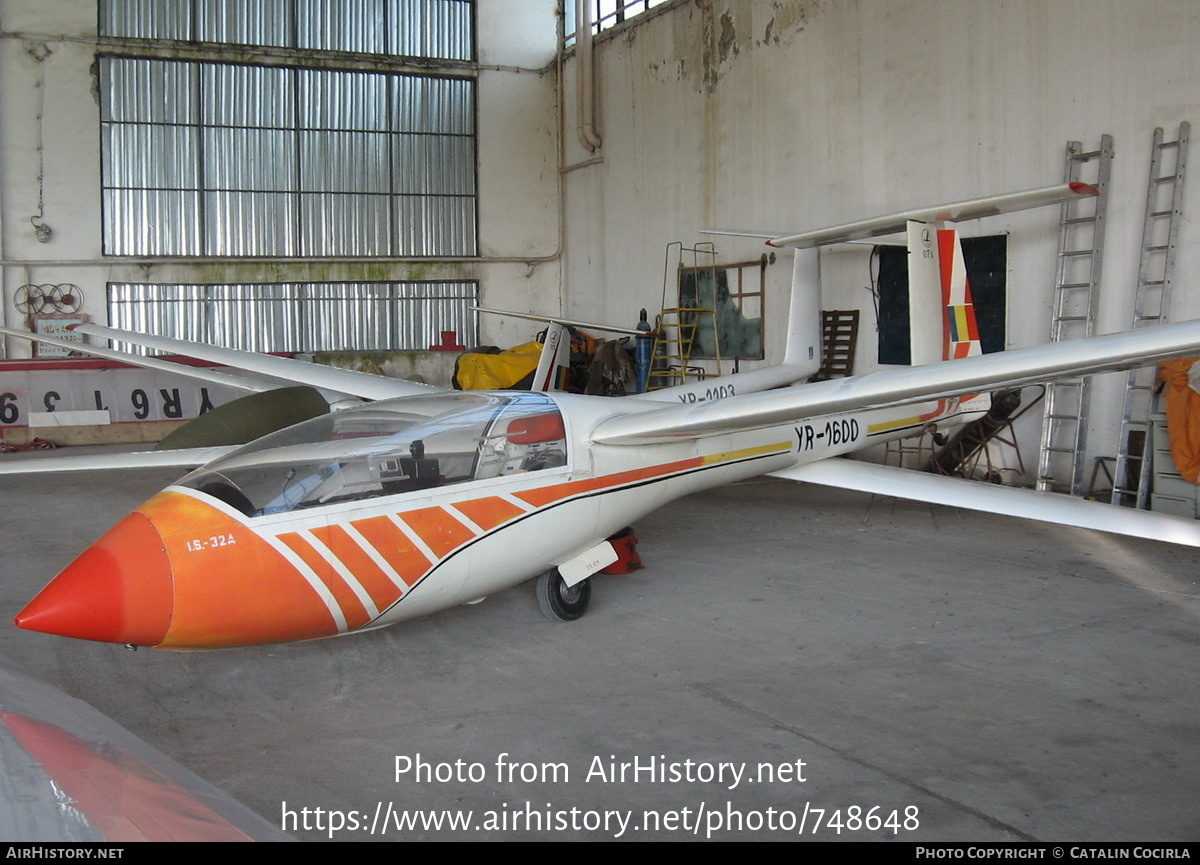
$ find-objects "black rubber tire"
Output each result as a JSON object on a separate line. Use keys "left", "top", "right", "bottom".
{"left": 536, "top": 569, "right": 591, "bottom": 621}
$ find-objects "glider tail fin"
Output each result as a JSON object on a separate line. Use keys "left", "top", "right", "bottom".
{"left": 531, "top": 319, "right": 571, "bottom": 392}
{"left": 783, "top": 249, "right": 824, "bottom": 378}
{"left": 906, "top": 221, "right": 984, "bottom": 366}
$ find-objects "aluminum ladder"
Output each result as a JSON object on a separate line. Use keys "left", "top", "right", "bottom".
{"left": 1111, "top": 123, "right": 1190, "bottom": 507}
{"left": 1036, "top": 135, "right": 1114, "bottom": 495}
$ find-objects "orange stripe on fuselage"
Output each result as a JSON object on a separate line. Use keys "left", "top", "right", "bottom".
{"left": 277, "top": 532, "right": 372, "bottom": 629}
{"left": 349, "top": 515, "right": 432, "bottom": 587}
{"left": 516, "top": 457, "right": 705, "bottom": 508}
{"left": 308, "top": 523, "right": 404, "bottom": 611}
{"left": 398, "top": 507, "right": 476, "bottom": 558}
{"left": 450, "top": 496, "right": 527, "bottom": 531}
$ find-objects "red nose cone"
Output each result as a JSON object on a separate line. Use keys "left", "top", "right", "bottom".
{"left": 15, "top": 511, "right": 173, "bottom": 646}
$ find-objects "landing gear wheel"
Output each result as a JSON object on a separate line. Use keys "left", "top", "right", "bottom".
{"left": 536, "top": 569, "right": 591, "bottom": 621}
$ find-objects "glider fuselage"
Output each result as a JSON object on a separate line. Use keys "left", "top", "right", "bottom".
{"left": 14, "top": 388, "right": 970, "bottom": 649}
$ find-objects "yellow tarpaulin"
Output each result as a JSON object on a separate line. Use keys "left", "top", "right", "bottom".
{"left": 455, "top": 341, "right": 543, "bottom": 390}
{"left": 1158, "top": 358, "right": 1200, "bottom": 483}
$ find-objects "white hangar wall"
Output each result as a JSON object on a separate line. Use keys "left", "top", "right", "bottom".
{"left": 561, "top": 0, "right": 1199, "bottom": 479}
{"left": 0, "top": 0, "right": 562, "bottom": 361}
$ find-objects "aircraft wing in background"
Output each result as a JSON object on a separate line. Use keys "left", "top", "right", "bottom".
{"left": 703, "top": 183, "right": 1098, "bottom": 247}
{"left": 774, "top": 459, "right": 1200, "bottom": 549}
{"left": 0, "top": 326, "right": 273, "bottom": 395}
{"left": 0, "top": 446, "right": 239, "bottom": 475}
{"left": 590, "top": 319, "right": 1200, "bottom": 443}
{"left": 73, "top": 324, "right": 447, "bottom": 402}
{"left": 766, "top": 182, "right": 1098, "bottom": 248}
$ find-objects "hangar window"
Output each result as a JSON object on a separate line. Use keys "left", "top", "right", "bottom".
{"left": 98, "top": 1, "right": 476, "bottom": 258}
{"left": 100, "top": 0, "right": 474, "bottom": 61}
{"left": 99, "top": 58, "right": 476, "bottom": 257}
{"left": 106, "top": 280, "right": 478, "bottom": 354}
{"left": 565, "top": 0, "right": 673, "bottom": 44}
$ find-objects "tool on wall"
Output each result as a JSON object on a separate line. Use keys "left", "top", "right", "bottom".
{"left": 14, "top": 284, "right": 84, "bottom": 318}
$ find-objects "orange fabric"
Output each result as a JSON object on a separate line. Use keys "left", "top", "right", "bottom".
{"left": 1157, "top": 359, "right": 1200, "bottom": 483}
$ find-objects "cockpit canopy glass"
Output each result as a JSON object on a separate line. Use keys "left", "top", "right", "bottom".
{"left": 179, "top": 392, "right": 568, "bottom": 517}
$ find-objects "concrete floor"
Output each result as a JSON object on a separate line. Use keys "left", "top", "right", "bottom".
{"left": 1, "top": 461, "right": 1198, "bottom": 842}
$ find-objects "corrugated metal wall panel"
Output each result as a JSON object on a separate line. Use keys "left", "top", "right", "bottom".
{"left": 102, "top": 0, "right": 474, "bottom": 60}
{"left": 393, "top": 75, "right": 474, "bottom": 134}
{"left": 392, "top": 134, "right": 475, "bottom": 194}
{"left": 103, "top": 191, "right": 204, "bottom": 256}
{"left": 389, "top": 0, "right": 473, "bottom": 61}
{"left": 204, "top": 192, "right": 297, "bottom": 256}
{"left": 102, "top": 0, "right": 192, "bottom": 40}
{"left": 300, "top": 131, "right": 392, "bottom": 193}
{"left": 201, "top": 63, "right": 296, "bottom": 128}
{"left": 205, "top": 128, "right": 298, "bottom": 191}
{"left": 298, "top": 194, "right": 392, "bottom": 256}
{"left": 102, "top": 58, "right": 198, "bottom": 124}
{"left": 299, "top": 68, "right": 390, "bottom": 131}
{"left": 393, "top": 196, "right": 475, "bottom": 257}
{"left": 108, "top": 281, "right": 479, "bottom": 353}
{"left": 100, "top": 2, "right": 479, "bottom": 352}
{"left": 297, "top": 0, "right": 385, "bottom": 55}
{"left": 103, "top": 124, "right": 201, "bottom": 190}
{"left": 197, "top": 0, "right": 294, "bottom": 47}
{"left": 101, "top": 57, "right": 476, "bottom": 257}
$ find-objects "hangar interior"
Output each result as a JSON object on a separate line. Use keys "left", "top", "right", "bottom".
{"left": 0, "top": 0, "right": 1198, "bottom": 843}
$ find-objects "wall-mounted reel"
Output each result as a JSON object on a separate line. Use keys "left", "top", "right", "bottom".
{"left": 15, "top": 284, "right": 84, "bottom": 316}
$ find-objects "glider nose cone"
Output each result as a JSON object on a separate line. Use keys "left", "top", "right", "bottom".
{"left": 15, "top": 511, "right": 173, "bottom": 646}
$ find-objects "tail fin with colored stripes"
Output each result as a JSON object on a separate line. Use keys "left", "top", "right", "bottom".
{"left": 906, "top": 222, "right": 983, "bottom": 365}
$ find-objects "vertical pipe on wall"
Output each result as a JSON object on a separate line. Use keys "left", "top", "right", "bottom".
{"left": 575, "top": 0, "right": 602, "bottom": 152}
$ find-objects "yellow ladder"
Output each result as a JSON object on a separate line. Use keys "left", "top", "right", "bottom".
{"left": 646, "top": 307, "right": 719, "bottom": 389}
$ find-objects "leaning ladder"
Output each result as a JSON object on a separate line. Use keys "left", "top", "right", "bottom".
{"left": 647, "top": 242, "right": 724, "bottom": 389}
{"left": 1036, "top": 135, "right": 1114, "bottom": 495}
{"left": 646, "top": 307, "right": 718, "bottom": 389}
{"left": 1111, "top": 123, "right": 1190, "bottom": 508}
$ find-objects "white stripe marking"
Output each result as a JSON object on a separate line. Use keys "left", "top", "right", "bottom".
{"left": 449, "top": 510, "right": 485, "bottom": 535}
{"left": 499, "top": 492, "right": 536, "bottom": 512}
{"left": 301, "top": 529, "right": 380, "bottom": 619}
{"left": 386, "top": 513, "right": 439, "bottom": 563}
{"left": 341, "top": 522, "right": 409, "bottom": 594}
{"left": 262, "top": 534, "right": 348, "bottom": 633}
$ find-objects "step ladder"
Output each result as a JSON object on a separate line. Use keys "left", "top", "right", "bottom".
{"left": 1036, "top": 135, "right": 1113, "bottom": 495}
{"left": 1111, "top": 122, "right": 1190, "bottom": 508}
{"left": 646, "top": 307, "right": 719, "bottom": 389}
